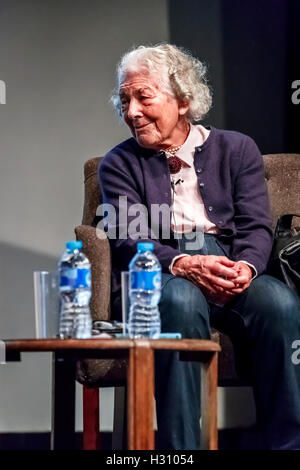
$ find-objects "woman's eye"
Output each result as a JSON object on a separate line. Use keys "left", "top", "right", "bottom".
{"left": 120, "top": 100, "right": 128, "bottom": 110}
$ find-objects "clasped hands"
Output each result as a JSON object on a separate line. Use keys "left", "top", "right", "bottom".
{"left": 172, "top": 254, "right": 253, "bottom": 305}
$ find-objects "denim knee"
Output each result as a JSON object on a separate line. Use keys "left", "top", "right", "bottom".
{"left": 159, "top": 275, "right": 211, "bottom": 339}
{"left": 242, "top": 275, "right": 300, "bottom": 333}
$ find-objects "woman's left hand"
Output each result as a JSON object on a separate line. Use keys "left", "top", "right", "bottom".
{"left": 211, "top": 262, "right": 253, "bottom": 304}
{"left": 223, "top": 262, "right": 253, "bottom": 295}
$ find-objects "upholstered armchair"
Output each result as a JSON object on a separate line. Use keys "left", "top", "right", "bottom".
{"left": 75, "top": 153, "right": 300, "bottom": 448}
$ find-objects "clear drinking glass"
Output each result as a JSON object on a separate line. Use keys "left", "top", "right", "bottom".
{"left": 33, "top": 271, "right": 60, "bottom": 338}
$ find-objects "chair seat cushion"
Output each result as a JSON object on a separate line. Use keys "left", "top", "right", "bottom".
{"left": 76, "top": 358, "right": 128, "bottom": 388}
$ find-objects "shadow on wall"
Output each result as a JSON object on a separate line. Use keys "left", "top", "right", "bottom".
{"left": 0, "top": 242, "right": 58, "bottom": 339}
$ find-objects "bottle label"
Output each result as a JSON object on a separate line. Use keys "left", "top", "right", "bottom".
{"left": 130, "top": 270, "right": 161, "bottom": 290}
{"left": 60, "top": 268, "right": 91, "bottom": 289}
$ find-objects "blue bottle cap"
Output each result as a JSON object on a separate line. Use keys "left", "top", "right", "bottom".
{"left": 137, "top": 242, "right": 154, "bottom": 252}
{"left": 66, "top": 241, "right": 82, "bottom": 251}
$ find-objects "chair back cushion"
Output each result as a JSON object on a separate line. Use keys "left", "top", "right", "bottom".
{"left": 82, "top": 157, "right": 102, "bottom": 226}
{"left": 264, "top": 154, "right": 300, "bottom": 228}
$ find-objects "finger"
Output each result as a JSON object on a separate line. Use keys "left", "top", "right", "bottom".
{"left": 229, "top": 282, "right": 251, "bottom": 293}
{"left": 234, "top": 275, "right": 250, "bottom": 284}
{"left": 192, "top": 277, "right": 225, "bottom": 294}
{"left": 228, "top": 287, "right": 245, "bottom": 294}
{"left": 208, "top": 274, "right": 237, "bottom": 289}
{"left": 230, "top": 277, "right": 248, "bottom": 286}
{"left": 217, "top": 257, "right": 236, "bottom": 267}
{"left": 212, "top": 265, "right": 239, "bottom": 279}
{"left": 188, "top": 270, "right": 236, "bottom": 289}
{"left": 188, "top": 264, "right": 237, "bottom": 280}
{"left": 191, "top": 276, "right": 227, "bottom": 296}
{"left": 220, "top": 288, "right": 237, "bottom": 296}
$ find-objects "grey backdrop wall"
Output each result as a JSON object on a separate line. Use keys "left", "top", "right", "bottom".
{"left": 0, "top": 0, "right": 169, "bottom": 433}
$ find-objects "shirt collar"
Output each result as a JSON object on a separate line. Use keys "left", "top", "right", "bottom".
{"left": 176, "top": 124, "right": 209, "bottom": 167}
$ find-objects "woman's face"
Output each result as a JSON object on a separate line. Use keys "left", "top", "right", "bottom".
{"left": 119, "top": 71, "right": 189, "bottom": 150}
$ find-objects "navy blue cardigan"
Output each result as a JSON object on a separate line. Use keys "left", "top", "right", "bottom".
{"left": 99, "top": 127, "right": 273, "bottom": 296}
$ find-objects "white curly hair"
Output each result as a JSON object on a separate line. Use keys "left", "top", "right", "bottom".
{"left": 111, "top": 43, "right": 212, "bottom": 123}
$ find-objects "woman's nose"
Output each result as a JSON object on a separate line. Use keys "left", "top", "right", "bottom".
{"left": 127, "top": 98, "right": 143, "bottom": 119}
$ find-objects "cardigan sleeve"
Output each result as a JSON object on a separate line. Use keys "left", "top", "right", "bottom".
{"left": 99, "top": 149, "right": 181, "bottom": 273}
{"left": 230, "top": 136, "right": 273, "bottom": 275}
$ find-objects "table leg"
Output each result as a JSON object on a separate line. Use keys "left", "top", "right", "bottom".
{"left": 128, "top": 340, "right": 155, "bottom": 450}
{"left": 51, "top": 352, "right": 76, "bottom": 450}
{"left": 201, "top": 351, "right": 218, "bottom": 450}
{"left": 112, "top": 386, "right": 127, "bottom": 450}
{"left": 83, "top": 385, "right": 100, "bottom": 450}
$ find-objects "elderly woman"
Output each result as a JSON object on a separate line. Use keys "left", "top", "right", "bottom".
{"left": 99, "top": 44, "right": 300, "bottom": 450}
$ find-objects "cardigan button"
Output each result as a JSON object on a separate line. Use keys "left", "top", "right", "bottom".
{"left": 208, "top": 206, "right": 213, "bottom": 212}
{"left": 199, "top": 182, "right": 204, "bottom": 188}
{"left": 196, "top": 168, "right": 203, "bottom": 174}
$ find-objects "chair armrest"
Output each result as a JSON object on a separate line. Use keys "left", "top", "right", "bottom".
{"left": 74, "top": 225, "right": 111, "bottom": 321}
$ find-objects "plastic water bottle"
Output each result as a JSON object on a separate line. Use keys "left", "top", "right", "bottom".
{"left": 128, "top": 242, "right": 161, "bottom": 338}
{"left": 58, "top": 241, "right": 92, "bottom": 339}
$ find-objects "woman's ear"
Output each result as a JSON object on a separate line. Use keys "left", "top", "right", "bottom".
{"left": 178, "top": 100, "right": 190, "bottom": 116}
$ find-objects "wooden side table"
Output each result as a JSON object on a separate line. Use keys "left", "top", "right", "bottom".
{"left": 3, "top": 338, "right": 220, "bottom": 450}
{"left": 128, "top": 339, "right": 220, "bottom": 450}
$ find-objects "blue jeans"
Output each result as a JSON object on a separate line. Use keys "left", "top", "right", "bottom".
{"left": 155, "top": 234, "right": 300, "bottom": 449}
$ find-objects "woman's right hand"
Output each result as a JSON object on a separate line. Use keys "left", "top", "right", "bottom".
{"left": 172, "top": 254, "right": 239, "bottom": 304}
